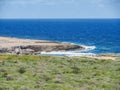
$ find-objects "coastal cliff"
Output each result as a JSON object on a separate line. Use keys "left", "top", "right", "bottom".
{"left": 0, "top": 37, "right": 84, "bottom": 55}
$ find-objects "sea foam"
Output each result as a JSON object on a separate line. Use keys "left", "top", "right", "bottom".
{"left": 40, "top": 51, "right": 96, "bottom": 56}
{"left": 40, "top": 44, "right": 96, "bottom": 56}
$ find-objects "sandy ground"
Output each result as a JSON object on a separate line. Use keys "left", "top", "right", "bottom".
{"left": 86, "top": 56, "right": 116, "bottom": 60}
{"left": 0, "top": 36, "right": 67, "bottom": 48}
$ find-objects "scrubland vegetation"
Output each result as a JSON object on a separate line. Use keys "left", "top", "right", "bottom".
{"left": 0, "top": 55, "right": 120, "bottom": 90}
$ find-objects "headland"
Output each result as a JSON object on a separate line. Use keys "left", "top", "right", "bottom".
{"left": 0, "top": 36, "right": 84, "bottom": 55}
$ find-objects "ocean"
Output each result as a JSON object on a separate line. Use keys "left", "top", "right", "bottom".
{"left": 0, "top": 19, "right": 120, "bottom": 55}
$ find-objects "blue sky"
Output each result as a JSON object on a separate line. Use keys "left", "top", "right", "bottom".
{"left": 0, "top": 0, "right": 120, "bottom": 18}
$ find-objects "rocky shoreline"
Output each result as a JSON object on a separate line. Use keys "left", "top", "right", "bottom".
{"left": 0, "top": 37, "right": 85, "bottom": 55}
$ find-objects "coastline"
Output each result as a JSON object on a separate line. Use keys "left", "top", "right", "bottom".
{"left": 0, "top": 36, "right": 119, "bottom": 60}
{"left": 0, "top": 36, "right": 85, "bottom": 55}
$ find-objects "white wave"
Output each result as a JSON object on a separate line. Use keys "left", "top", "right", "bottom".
{"left": 40, "top": 51, "right": 96, "bottom": 56}
{"left": 40, "top": 42, "right": 96, "bottom": 56}
{"left": 81, "top": 45, "right": 96, "bottom": 51}
{"left": 61, "top": 42, "right": 96, "bottom": 51}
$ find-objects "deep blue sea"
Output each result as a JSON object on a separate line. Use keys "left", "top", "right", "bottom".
{"left": 0, "top": 19, "right": 120, "bottom": 55}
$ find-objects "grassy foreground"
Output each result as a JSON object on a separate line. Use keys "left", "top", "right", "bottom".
{"left": 0, "top": 55, "right": 120, "bottom": 90}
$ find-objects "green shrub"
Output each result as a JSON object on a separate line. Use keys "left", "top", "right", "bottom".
{"left": 18, "top": 67, "right": 26, "bottom": 74}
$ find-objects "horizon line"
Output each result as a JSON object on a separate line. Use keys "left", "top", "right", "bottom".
{"left": 0, "top": 18, "right": 120, "bottom": 20}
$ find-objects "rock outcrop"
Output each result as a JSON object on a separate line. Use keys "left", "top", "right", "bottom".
{"left": 0, "top": 36, "right": 85, "bottom": 55}
{"left": 0, "top": 44, "right": 84, "bottom": 55}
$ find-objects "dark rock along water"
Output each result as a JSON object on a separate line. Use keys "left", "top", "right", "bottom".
{"left": 0, "top": 19, "right": 120, "bottom": 54}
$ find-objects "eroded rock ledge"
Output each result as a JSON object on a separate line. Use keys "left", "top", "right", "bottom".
{"left": 0, "top": 37, "right": 85, "bottom": 55}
